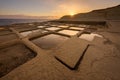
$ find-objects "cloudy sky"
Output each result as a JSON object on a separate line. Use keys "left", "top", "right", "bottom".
{"left": 0, "top": 0, "right": 120, "bottom": 18}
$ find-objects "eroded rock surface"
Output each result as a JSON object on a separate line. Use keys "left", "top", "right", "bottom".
{"left": 0, "top": 20, "right": 120, "bottom": 80}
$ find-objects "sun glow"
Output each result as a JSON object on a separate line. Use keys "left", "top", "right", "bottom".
{"left": 68, "top": 9, "right": 78, "bottom": 16}
{"left": 69, "top": 11, "right": 76, "bottom": 16}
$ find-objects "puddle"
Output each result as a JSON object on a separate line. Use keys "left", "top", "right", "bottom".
{"left": 0, "top": 43, "right": 36, "bottom": 77}
{"left": 58, "top": 30, "right": 79, "bottom": 36}
{"left": 58, "top": 25, "right": 69, "bottom": 28}
{"left": 45, "top": 27, "right": 61, "bottom": 31}
{"left": 20, "top": 31, "right": 32, "bottom": 36}
{"left": 37, "top": 26, "right": 46, "bottom": 28}
{"left": 32, "top": 34, "right": 68, "bottom": 49}
{"left": 79, "top": 33, "right": 103, "bottom": 41}
{"left": 20, "top": 29, "right": 47, "bottom": 37}
{"left": 70, "top": 27, "right": 85, "bottom": 30}
{"left": 0, "top": 28, "right": 5, "bottom": 30}
{"left": 15, "top": 26, "right": 38, "bottom": 32}
{"left": 0, "top": 34, "right": 18, "bottom": 43}
{"left": 0, "top": 30, "right": 13, "bottom": 36}
{"left": 51, "top": 25, "right": 58, "bottom": 27}
{"left": 28, "top": 23, "right": 34, "bottom": 26}
{"left": 32, "top": 29, "right": 42, "bottom": 33}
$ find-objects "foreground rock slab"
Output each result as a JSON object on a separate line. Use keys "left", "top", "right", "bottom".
{"left": 54, "top": 37, "right": 89, "bottom": 69}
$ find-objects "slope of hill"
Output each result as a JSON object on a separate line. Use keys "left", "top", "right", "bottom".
{"left": 60, "top": 5, "right": 120, "bottom": 21}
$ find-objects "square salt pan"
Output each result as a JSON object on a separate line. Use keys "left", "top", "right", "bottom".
{"left": 79, "top": 33, "right": 103, "bottom": 41}
{"left": 45, "top": 27, "right": 61, "bottom": 31}
{"left": 20, "top": 29, "right": 46, "bottom": 37}
{"left": 20, "top": 31, "right": 32, "bottom": 36}
{"left": 32, "top": 34, "right": 68, "bottom": 49}
{"left": 58, "top": 25, "right": 69, "bottom": 28}
{"left": 58, "top": 30, "right": 79, "bottom": 36}
{"left": 37, "top": 26, "right": 46, "bottom": 28}
{"left": 32, "top": 29, "right": 42, "bottom": 33}
{"left": 70, "top": 27, "right": 85, "bottom": 30}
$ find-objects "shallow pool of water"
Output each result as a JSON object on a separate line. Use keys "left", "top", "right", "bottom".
{"left": 20, "top": 31, "right": 32, "bottom": 36}
{"left": 58, "top": 25, "right": 69, "bottom": 28}
{"left": 58, "top": 30, "right": 79, "bottom": 36}
{"left": 79, "top": 25, "right": 89, "bottom": 28}
{"left": 0, "top": 28, "right": 4, "bottom": 30}
{"left": 0, "top": 43, "right": 36, "bottom": 77}
{"left": 32, "top": 34, "right": 68, "bottom": 49}
{"left": 50, "top": 25, "right": 58, "bottom": 27}
{"left": 32, "top": 29, "right": 42, "bottom": 33}
{"left": 45, "top": 27, "right": 61, "bottom": 31}
{"left": 79, "top": 33, "right": 103, "bottom": 41}
{"left": 37, "top": 26, "right": 46, "bottom": 28}
{"left": 70, "top": 27, "right": 85, "bottom": 30}
{"left": 20, "top": 29, "right": 46, "bottom": 37}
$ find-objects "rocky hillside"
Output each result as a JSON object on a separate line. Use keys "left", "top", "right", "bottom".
{"left": 60, "top": 5, "right": 120, "bottom": 21}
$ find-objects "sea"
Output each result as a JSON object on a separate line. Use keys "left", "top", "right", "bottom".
{"left": 0, "top": 19, "right": 49, "bottom": 26}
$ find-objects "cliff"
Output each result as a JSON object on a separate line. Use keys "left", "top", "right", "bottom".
{"left": 60, "top": 5, "right": 120, "bottom": 21}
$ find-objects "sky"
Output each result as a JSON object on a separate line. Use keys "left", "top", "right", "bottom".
{"left": 0, "top": 0, "right": 120, "bottom": 18}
